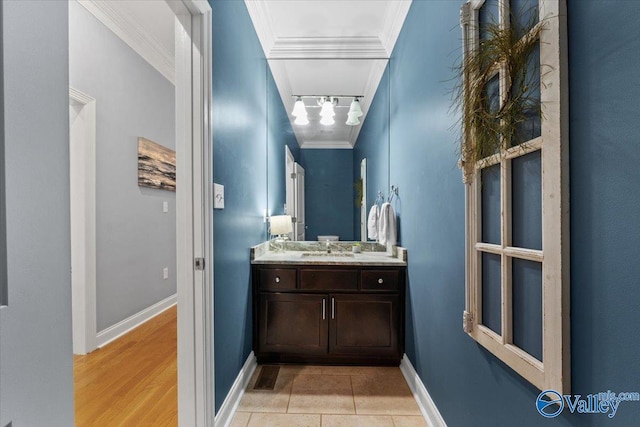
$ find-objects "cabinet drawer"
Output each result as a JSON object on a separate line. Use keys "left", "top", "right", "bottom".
{"left": 361, "top": 270, "right": 399, "bottom": 291}
{"left": 300, "top": 269, "right": 358, "bottom": 291}
{"left": 259, "top": 268, "right": 296, "bottom": 290}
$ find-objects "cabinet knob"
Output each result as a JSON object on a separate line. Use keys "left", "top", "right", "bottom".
{"left": 378, "top": 278, "right": 384, "bottom": 284}
{"left": 275, "top": 276, "right": 281, "bottom": 283}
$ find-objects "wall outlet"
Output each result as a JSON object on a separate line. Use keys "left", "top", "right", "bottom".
{"left": 163, "top": 201, "right": 169, "bottom": 213}
{"left": 163, "top": 267, "right": 169, "bottom": 279}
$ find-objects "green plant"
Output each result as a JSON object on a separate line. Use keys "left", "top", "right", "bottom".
{"left": 354, "top": 179, "right": 363, "bottom": 207}
{"left": 454, "top": 14, "right": 544, "bottom": 181}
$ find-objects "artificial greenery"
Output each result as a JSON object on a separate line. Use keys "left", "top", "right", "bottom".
{"left": 455, "top": 15, "right": 544, "bottom": 181}
{"left": 354, "top": 178, "right": 363, "bottom": 207}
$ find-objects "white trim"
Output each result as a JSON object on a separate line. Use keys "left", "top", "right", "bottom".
{"left": 69, "top": 87, "right": 95, "bottom": 105}
{"left": 243, "top": 0, "right": 277, "bottom": 58}
{"left": 400, "top": 354, "right": 448, "bottom": 427}
{"left": 175, "top": 1, "right": 215, "bottom": 425}
{"left": 380, "top": 0, "right": 413, "bottom": 56}
{"left": 77, "top": 0, "right": 175, "bottom": 84}
{"left": 245, "top": 0, "right": 412, "bottom": 60}
{"left": 360, "top": 158, "right": 367, "bottom": 242}
{"left": 214, "top": 352, "right": 258, "bottom": 427}
{"left": 299, "top": 140, "right": 354, "bottom": 149}
{"left": 69, "top": 87, "right": 97, "bottom": 355}
{"left": 269, "top": 37, "right": 387, "bottom": 59}
{"left": 96, "top": 294, "right": 177, "bottom": 348}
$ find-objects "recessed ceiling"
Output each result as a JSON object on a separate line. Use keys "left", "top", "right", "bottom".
{"left": 246, "top": 0, "right": 412, "bottom": 149}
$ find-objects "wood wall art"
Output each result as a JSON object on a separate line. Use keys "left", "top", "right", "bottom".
{"left": 137, "top": 137, "right": 176, "bottom": 191}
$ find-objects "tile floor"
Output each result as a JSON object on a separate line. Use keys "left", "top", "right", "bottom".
{"left": 230, "top": 365, "right": 429, "bottom": 427}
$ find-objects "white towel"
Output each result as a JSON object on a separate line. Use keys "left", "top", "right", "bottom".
{"left": 367, "top": 205, "right": 379, "bottom": 240}
{"left": 379, "top": 202, "right": 397, "bottom": 246}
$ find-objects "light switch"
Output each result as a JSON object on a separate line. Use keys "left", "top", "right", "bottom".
{"left": 163, "top": 267, "right": 169, "bottom": 279}
{"left": 214, "top": 183, "right": 224, "bottom": 209}
{"left": 163, "top": 201, "right": 169, "bottom": 213}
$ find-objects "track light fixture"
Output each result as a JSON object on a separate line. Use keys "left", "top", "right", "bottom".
{"left": 291, "top": 95, "right": 363, "bottom": 126}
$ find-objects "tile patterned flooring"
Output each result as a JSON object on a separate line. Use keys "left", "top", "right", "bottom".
{"left": 230, "top": 365, "right": 429, "bottom": 427}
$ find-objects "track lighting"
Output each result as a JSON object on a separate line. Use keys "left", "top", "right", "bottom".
{"left": 291, "top": 95, "right": 363, "bottom": 127}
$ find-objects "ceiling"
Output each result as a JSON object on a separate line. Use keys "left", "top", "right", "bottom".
{"left": 246, "top": 0, "right": 412, "bottom": 148}
{"left": 78, "top": 0, "right": 412, "bottom": 149}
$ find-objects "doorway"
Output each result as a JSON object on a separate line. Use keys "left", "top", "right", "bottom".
{"left": 69, "top": 0, "right": 214, "bottom": 425}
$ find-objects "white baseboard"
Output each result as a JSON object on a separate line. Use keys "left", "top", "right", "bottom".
{"left": 400, "top": 354, "right": 448, "bottom": 427}
{"left": 215, "top": 351, "right": 257, "bottom": 427}
{"left": 96, "top": 293, "right": 177, "bottom": 348}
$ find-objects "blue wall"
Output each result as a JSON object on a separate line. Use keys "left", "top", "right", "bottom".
{"left": 353, "top": 65, "right": 390, "bottom": 241}
{"left": 353, "top": 0, "right": 640, "bottom": 425}
{"left": 267, "top": 69, "right": 300, "bottom": 217}
{"left": 299, "top": 149, "right": 354, "bottom": 241}
{"left": 211, "top": 1, "right": 300, "bottom": 411}
{"left": 212, "top": 0, "right": 640, "bottom": 423}
{"left": 568, "top": 1, "right": 640, "bottom": 425}
{"left": 211, "top": 0, "right": 268, "bottom": 412}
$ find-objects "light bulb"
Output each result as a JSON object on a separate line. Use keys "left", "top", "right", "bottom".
{"left": 294, "top": 114, "right": 309, "bottom": 125}
{"left": 320, "top": 115, "right": 335, "bottom": 126}
{"left": 291, "top": 98, "right": 307, "bottom": 117}
{"left": 346, "top": 112, "right": 360, "bottom": 126}
{"left": 348, "top": 98, "right": 363, "bottom": 117}
{"left": 319, "top": 98, "right": 335, "bottom": 118}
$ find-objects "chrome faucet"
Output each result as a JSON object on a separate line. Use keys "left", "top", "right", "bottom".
{"left": 325, "top": 241, "right": 340, "bottom": 253}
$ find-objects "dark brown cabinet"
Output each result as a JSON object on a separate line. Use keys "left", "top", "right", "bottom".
{"left": 252, "top": 264, "right": 405, "bottom": 365}
{"left": 258, "top": 293, "right": 328, "bottom": 356}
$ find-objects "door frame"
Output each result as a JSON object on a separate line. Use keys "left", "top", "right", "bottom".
{"left": 293, "top": 162, "right": 305, "bottom": 241}
{"left": 69, "top": 88, "right": 97, "bottom": 355}
{"left": 360, "top": 158, "right": 367, "bottom": 242}
{"left": 173, "top": 1, "right": 214, "bottom": 425}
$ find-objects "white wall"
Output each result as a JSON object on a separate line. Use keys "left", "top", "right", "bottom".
{"left": 69, "top": 1, "right": 176, "bottom": 331}
{"left": 0, "top": 1, "right": 74, "bottom": 425}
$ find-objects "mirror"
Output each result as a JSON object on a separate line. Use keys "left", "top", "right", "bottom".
{"left": 266, "top": 59, "right": 390, "bottom": 242}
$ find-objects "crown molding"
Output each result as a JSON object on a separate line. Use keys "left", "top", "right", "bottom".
{"left": 77, "top": 0, "right": 175, "bottom": 85}
{"left": 269, "top": 37, "right": 388, "bottom": 59}
{"left": 380, "top": 0, "right": 412, "bottom": 56}
{"left": 69, "top": 87, "right": 97, "bottom": 106}
{"left": 300, "top": 140, "right": 354, "bottom": 149}
{"left": 244, "top": 0, "right": 277, "bottom": 58}
{"left": 245, "top": 0, "right": 399, "bottom": 60}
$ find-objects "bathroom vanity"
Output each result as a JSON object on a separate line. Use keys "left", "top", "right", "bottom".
{"left": 251, "top": 242, "right": 407, "bottom": 365}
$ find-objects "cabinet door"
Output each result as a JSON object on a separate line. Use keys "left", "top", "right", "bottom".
{"left": 258, "top": 293, "right": 328, "bottom": 355}
{"left": 329, "top": 294, "right": 399, "bottom": 357}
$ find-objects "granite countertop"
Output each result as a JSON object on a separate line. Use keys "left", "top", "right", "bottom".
{"left": 250, "top": 241, "right": 407, "bottom": 266}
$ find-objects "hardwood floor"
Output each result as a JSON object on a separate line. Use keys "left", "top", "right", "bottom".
{"left": 74, "top": 306, "right": 177, "bottom": 426}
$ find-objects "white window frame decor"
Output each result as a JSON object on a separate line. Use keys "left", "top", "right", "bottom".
{"left": 460, "top": 0, "right": 570, "bottom": 393}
